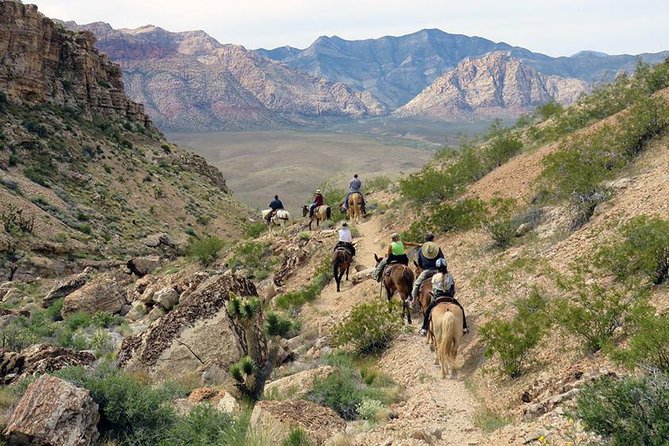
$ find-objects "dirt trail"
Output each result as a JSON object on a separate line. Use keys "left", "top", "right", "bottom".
{"left": 304, "top": 217, "right": 487, "bottom": 445}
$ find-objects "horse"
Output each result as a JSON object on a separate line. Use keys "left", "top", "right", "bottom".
{"left": 374, "top": 254, "right": 415, "bottom": 324}
{"left": 346, "top": 192, "right": 364, "bottom": 224}
{"left": 261, "top": 209, "right": 292, "bottom": 234}
{"left": 333, "top": 247, "right": 353, "bottom": 292}
{"left": 429, "top": 303, "right": 464, "bottom": 379}
{"left": 302, "top": 205, "right": 331, "bottom": 230}
{"left": 413, "top": 261, "right": 437, "bottom": 316}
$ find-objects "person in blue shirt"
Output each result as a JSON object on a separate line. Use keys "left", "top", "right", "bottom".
{"left": 266, "top": 195, "right": 284, "bottom": 222}
{"left": 341, "top": 174, "right": 366, "bottom": 214}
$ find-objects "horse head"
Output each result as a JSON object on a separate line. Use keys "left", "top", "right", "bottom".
{"left": 374, "top": 253, "right": 382, "bottom": 264}
{"left": 301, "top": 205, "right": 308, "bottom": 217}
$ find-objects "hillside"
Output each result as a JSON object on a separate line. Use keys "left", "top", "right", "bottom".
{"left": 260, "top": 28, "right": 669, "bottom": 109}
{"left": 0, "top": 1, "right": 251, "bottom": 280}
{"left": 65, "top": 22, "right": 386, "bottom": 131}
{"left": 395, "top": 51, "right": 588, "bottom": 120}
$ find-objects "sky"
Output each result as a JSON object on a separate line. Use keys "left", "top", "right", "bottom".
{"left": 27, "top": 0, "right": 669, "bottom": 56}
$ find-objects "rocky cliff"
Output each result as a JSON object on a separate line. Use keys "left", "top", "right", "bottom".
{"left": 395, "top": 52, "right": 588, "bottom": 120}
{"left": 0, "top": 2, "right": 150, "bottom": 126}
{"left": 66, "top": 22, "right": 386, "bottom": 131}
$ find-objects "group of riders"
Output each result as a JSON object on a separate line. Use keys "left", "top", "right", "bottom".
{"left": 266, "top": 174, "right": 468, "bottom": 337}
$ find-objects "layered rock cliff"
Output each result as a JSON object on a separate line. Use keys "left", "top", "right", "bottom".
{"left": 66, "top": 22, "right": 386, "bottom": 131}
{"left": 0, "top": 2, "right": 150, "bottom": 126}
{"left": 395, "top": 52, "right": 588, "bottom": 120}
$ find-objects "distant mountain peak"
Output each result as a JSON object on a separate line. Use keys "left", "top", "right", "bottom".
{"left": 572, "top": 50, "right": 609, "bottom": 58}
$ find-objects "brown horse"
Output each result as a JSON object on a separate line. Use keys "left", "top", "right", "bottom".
{"left": 333, "top": 248, "right": 352, "bottom": 292}
{"left": 413, "top": 261, "right": 436, "bottom": 316}
{"left": 302, "top": 205, "right": 331, "bottom": 230}
{"left": 347, "top": 192, "right": 364, "bottom": 224}
{"left": 374, "top": 254, "right": 415, "bottom": 324}
{"left": 429, "top": 303, "right": 464, "bottom": 379}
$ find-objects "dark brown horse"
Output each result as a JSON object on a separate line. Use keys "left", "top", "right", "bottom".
{"left": 374, "top": 254, "right": 415, "bottom": 324}
{"left": 302, "top": 205, "right": 332, "bottom": 230}
{"left": 413, "top": 261, "right": 436, "bottom": 317}
{"left": 333, "top": 248, "right": 352, "bottom": 292}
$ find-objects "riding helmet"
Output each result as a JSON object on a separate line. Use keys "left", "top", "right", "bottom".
{"left": 436, "top": 258, "right": 448, "bottom": 269}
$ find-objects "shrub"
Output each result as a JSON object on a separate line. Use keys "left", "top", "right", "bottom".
{"left": 8, "top": 153, "right": 18, "bottom": 167}
{"left": 275, "top": 258, "right": 332, "bottom": 310}
{"left": 552, "top": 276, "right": 651, "bottom": 354}
{"left": 482, "top": 134, "right": 523, "bottom": 169}
{"left": 573, "top": 372, "right": 669, "bottom": 445}
{"left": 536, "top": 101, "right": 563, "bottom": 121}
{"left": 243, "top": 222, "right": 267, "bottom": 239}
{"left": 365, "top": 175, "right": 392, "bottom": 193}
{"left": 21, "top": 119, "right": 48, "bottom": 138}
{"left": 483, "top": 198, "right": 518, "bottom": 249}
{"left": 356, "top": 397, "right": 385, "bottom": 421}
{"left": 594, "top": 215, "right": 669, "bottom": 285}
{"left": 479, "top": 291, "right": 548, "bottom": 378}
{"left": 228, "top": 241, "right": 274, "bottom": 279}
{"left": 187, "top": 235, "right": 225, "bottom": 266}
{"left": 160, "top": 404, "right": 247, "bottom": 446}
{"left": 613, "top": 312, "right": 669, "bottom": 373}
{"left": 282, "top": 428, "right": 314, "bottom": 446}
{"left": 331, "top": 299, "right": 403, "bottom": 355}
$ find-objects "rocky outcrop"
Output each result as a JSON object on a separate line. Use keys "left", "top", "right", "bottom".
{"left": 127, "top": 256, "right": 163, "bottom": 278}
{"left": 250, "top": 400, "right": 346, "bottom": 445}
{"left": 4, "top": 375, "right": 99, "bottom": 446}
{"left": 0, "top": 2, "right": 151, "bottom": 126}
{"left": 66, "top": 22, "right": 385, "bottom": 131}
{"left": 264, "top": 366, "right": 336, "bottom": 399}
{"left": 0, "top": 345, "right": 95, "bottom": 385}
{"left": 43, "top": 267, "right": 95, "bottom": 308}
{"left": 395, "top": 51, "right": 588, "bottom": 120}
{"left": 118, "top": 274, "right": 257, "bottom": 378}
{"left": 61, "top": 271, "right": 131, "bottom": 317}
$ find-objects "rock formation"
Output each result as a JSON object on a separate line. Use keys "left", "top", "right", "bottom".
{"left": 4, "top": 374, "right": 100, "bottom": 446}
{"left": 395, "top": 51, "right": 588, "bottom": 120}
{"left": 0, "top": 345, "right": 95, "bottom": 385}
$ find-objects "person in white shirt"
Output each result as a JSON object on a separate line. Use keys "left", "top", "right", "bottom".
{"left": 334, "top": 222, "right": 355, "bottom": 256}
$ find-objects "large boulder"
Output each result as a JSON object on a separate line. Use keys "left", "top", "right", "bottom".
{"left": 4, "top": 375, "right": 99, "bottom": 446}
{"left": 0, "top": 345, "right": 95, "bottom": 385}
{"left": 127, "top": 256, "right": 163, "bottom": 278}
{"left": 153, "top": 286, "right": 179, "bottom": 311}
{"left": 250, "top": 400, "right": 346, "bottom": 445}
{"left": 62, "top": 271, "right": 131, "bottom": 317}
{"left": 118, "top": 274, "right": 257, "bottom": 379}
{"left": 264, "top": 366, "right": 336, "bottom": 399}
{"left": 43, "top": 267, "right": 94, "bottom": 308}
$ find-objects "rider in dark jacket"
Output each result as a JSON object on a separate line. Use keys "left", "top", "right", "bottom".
{"left": 267, "top": 195, "right": 284, "bottom": 221}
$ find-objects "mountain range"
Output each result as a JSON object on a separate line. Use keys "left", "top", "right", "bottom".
{"left": 63, "top": 23, "right": 668, "bottom": 130}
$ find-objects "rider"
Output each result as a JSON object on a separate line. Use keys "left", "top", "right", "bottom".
{"left": 374, "top": 233, "right": 419, "bottom": 281}
{"left": 334, "top": 221, "right": 355, "bottom": 256}
{"left": 309, "top": 189, "right": 324, "bottom": 218}
{"left": 342, "top": 174, "right": 366, "bottom": 215}
{"left": 410, "top": 233, "right": 445, "bottom": 304}
{"left": 419, "top": 258, "right": 468, "bottom": 336}
{"left": 267, "top": 194, "right": 284, "bottom": 222}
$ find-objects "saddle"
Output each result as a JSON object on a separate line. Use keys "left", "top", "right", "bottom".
{"left": 384, "top": 262, "right": 403, "bottom": 276}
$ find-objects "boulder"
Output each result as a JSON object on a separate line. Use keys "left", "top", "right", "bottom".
{"left": 4, "top": 375, "right": 99, "bottom": 446}
{"left": 153, "top": 286, "right": 179, "bottom": 311}
{"left": 141, "top": 233, "right": 178, "bottom": 249}
{"left": 118, "top": 274, "right": 257, "bottom": 379}
{"left": 351, "top": 268, "right": 374, "bottom": 284}
{"left": 515, "top": 223, "right": 532, "bottom": 237}
{"left": 186, "top": 387, "right": 240, "bottom": 414}
{"left": 43, "top": 267, "right": 94, "bottom": 308}
{"left": 0, "top": 345, "right": 95, "bottom": 385}
{"left": 126, "top": 301, "right": 148, "bottom": 321}
{"left": 264, "top": 366, "right": 335, "bottom": 399}
{"left": 61, "top": 271, "right": 131, "bottom": 317}
{"left": 127, "top": 255, "right": 163, "bottom": 278}
{"left": 250, "top": 400, "right": 346, "bottom": 445}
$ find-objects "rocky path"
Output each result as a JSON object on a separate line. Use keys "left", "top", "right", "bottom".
{"left": 304, "top": 218, "right": 488, "bottom": 445}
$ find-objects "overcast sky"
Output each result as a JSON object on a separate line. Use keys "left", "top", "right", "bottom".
{"left": 27, "top": 0, "right": 669, "bottom": 56}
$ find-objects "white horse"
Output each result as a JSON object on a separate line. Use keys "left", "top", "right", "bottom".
{"left": 261, "top": 209, "right": 292, "bottom": 234}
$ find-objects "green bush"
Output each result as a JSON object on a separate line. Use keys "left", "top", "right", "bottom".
{"left": 228, "top": 241, "right": 274, "bottom": 280}
{"left": 573, "top": 372, "right": 669, "bottom": 445}
{"left": 484, "top": 198, "right": 519, "bottom": 249}
{"left": 282, "top": 428, "right": 314, "bottom": 446}
{"left": 403, "top": 198, "right": 487, "bottom": 242}
{"left": 160, "top": 404, "right": 249, "bottom": 446}
{"left": 365, "top": 175, "right": 392, "bottom": 193}
{"left": 243, "top": 222, "right": 267, "bottom": 239}
{"left": 479, "top": 291, "right": 548, "bottom": 378}
{"left": 187, "top": 236, "right": 225, "bottom": 266}
{"left": 275, "top": 258, "right": 332, "bottom": 310}
{"left": 331, "top": 299, "right": 403, "bottom": 355}
{"left": 482, "top": 134, "right": 523, "bottom": 169}
{"left": 536, "top": 101, "right": 564, "bottom": 121}
{"left": 613, "top": 312, "right": 669, "bottom": 373}
{"left": 594, "top": 215, "right": 669, "bottom": 285}
{"left": 552, "top": 277, "right": 651, "bottom": 354}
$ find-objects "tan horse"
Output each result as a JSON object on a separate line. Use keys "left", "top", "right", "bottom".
{"left": 333, "top": 247, "right": 352, "bottom": 292}
{"left": 302, "top": 205, "right": 331, "bottom": 230}
{"left": 429, "top": 303, "right": 464, "bottom": 379}
{"left": 261, "top": 209, "right": 292, "bottom": 234}
{"left": 374, "top": 254, "right": 415, "bottom": 324}
{"left": 347, "top": 192, "right": 364, "bottom": 224}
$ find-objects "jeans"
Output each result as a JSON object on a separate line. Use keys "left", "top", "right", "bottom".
{"left": 412, "top": 269, "right": 435, "bottom": 300}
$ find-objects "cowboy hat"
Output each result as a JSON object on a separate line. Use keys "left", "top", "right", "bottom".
{"left": 422, "top": 241, "right": 439, "bottom": 260}
{"left": 316, "top": 189, "right": 322, "bottom": 194}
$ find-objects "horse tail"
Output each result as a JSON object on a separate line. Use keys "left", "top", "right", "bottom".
{"left": 326, "top": 206, "right": 331, "bottom": 220}
{"left": 438, "top": 311, "right": 456, "bottom": 371}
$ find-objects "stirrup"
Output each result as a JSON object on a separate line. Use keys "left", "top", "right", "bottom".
{"left": 419, "top": 329, "right": 427, "bottom": 337}
{"left": 463, "top": 327, "right": 469, "bottom": 334}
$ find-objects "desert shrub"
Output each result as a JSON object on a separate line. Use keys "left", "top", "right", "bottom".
{"left": 473, "top": 407, "right": 511, "bottom": 433}
{"left": 228, "top": 241, "right": 274, "bottom": 280}
{"left": 356, "top": 397, "right": 385, "bottom": 421}
{"left": 1, "top": 204, "right": 35, "bottom": 234}
{"left": 243, "top": 222, "right": 267, "bottom": 239}
{"left": 275, "top": 258, "right": 332, "bottom": 310}
{"left": 594, "top": 215, "right": 669, "bottom": 285}
{"left": 483, "top": 198, "right": 518, "bottom": 249}
{"left": 331, "top": 299, "right": 403, "bottom": 355}
{"left": 8, "top": 153, "right": 18, "bottom": 167}
{"left": 479, "top": 290, "right": 548, "bottom": 378}
{"left": 482, "top": 134, "right": 523, "bottom": 169}
{"left": 536, "top": 101, "right": 564, "bottom": 121}
{"left": 552, "top": 276, "right": 651, "bottom": 354}
{"left": 21, "top": 119, "right": 48, "bottom": 138}
{"left": 613, "top": 312, "right": 669, "bottom": 373}
{"left": 54, "top": 364, "right": 176, "bottom": 445}
{"left": 403, "top": 198, "right": 488, "bottom": 242}
{"left": 187, "top": 235, "right": 224, "bottom": 266}
{"left": 282, "top": 428, "right": 314, "bottom": 446}
{"left": 159, "top": 404, "right": 249, "bottom": 446}
{"left": 573, "top": 372, "right": 669, "bottom": 445}
{"left": 365, "top": 175, "right": 392, "bottom": 193}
